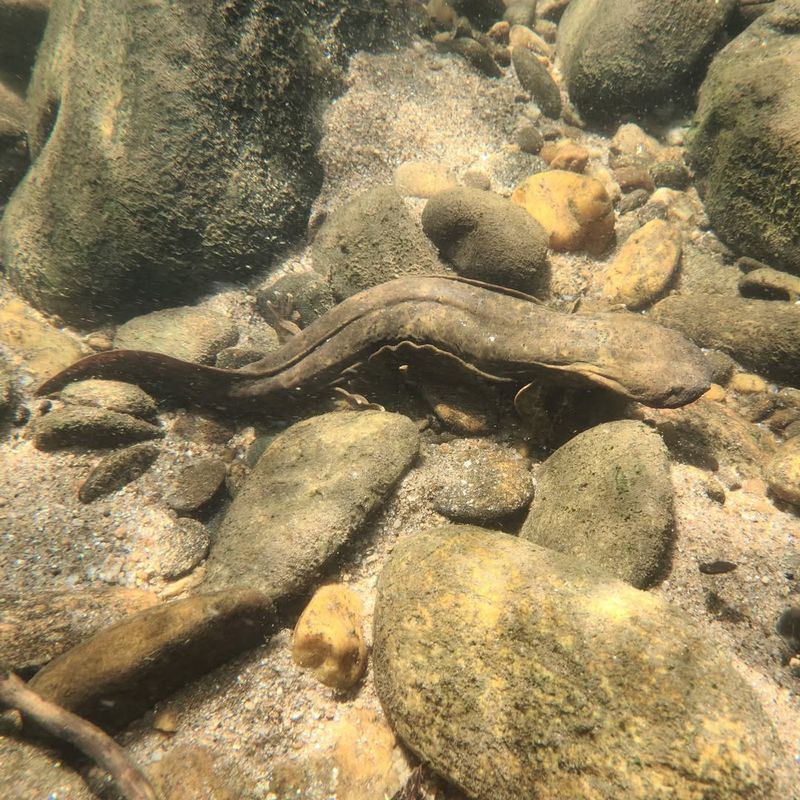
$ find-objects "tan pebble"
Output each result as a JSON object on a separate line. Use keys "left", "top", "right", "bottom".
{"left": 487, "top": 20, "right": 510, "bottom": 41}
{"left": 766, "top": 437, "right": 800, "bottom": 506}
{"left": 511, "top": 169, "right": 614, "bottom": 254}
{"left": 292, "top": 584, "right": 367, "bottom": 690}
{"left": 394, "top": 161, "right": 456, "bottom": 198}
{"left": 740, "top": 477, "right": 768, "bottom": 496}
{"left": 541, "top": 140, "right": 589, "bottom": 172}
{"left": 152, "top": 707, "right": 179, "bottom": 734}
{"left": 729, "top": 372, "right": 768, "bottom": 394}
{"left": 509, "top": 25, "right": 553, "bottom": 57}
{"left": 703, "top": 383, "right": 727, "bottom": 402}
{"left": 585, "top": 163, "right": 621, "bottom": 203}
{"left": 84, "top": 332, "right": 114, "bottom": 351}
{"left": 602, "top": 219, "right": 680, "bottom": 309}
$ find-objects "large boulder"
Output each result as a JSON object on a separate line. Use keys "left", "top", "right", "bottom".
{"left": 557, "top": 0, "right": 736, "bottom": 122}
{"left": 0, "top": 0, "right": 414, "bottom": 326}
{"left": 373, "top": 525, "right": 787, "bottom": 800}
{"left": 688, "top": 1, "right": 800, "bottom": 273}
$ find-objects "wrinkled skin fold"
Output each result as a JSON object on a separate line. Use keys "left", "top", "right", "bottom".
{"left": 37, "top": 276, "right": 712, "bottom": 411}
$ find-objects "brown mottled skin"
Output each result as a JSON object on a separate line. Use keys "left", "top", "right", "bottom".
{"left": 37, "top": 276, "right": 712, "bottom": 410}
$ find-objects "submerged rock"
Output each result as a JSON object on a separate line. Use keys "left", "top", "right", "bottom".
{"left": 0, "top": 0, "right": 416, "bottom": 325}
{"left": 602, "top": 219, "right": 681, "bottom": 309}
{"left": 520, "top": 420, "right": 673, "bottom": 588}
{"left": 689, "top": 1, "right": 800, "bottom": 273}
{"left": 421, "top": 186, "right": 549, "bottom": 294}
{"left": 113, "top": 306, "right": 239, "bottom": 365}
{"left": 203, "top": 411, "right": 419, "bottom": 599}
{"left": 651, "top": 294, "right": 800, "bottom": 385}
{"left": 60, "top": 378, "right": 158, "bottom": 419}
{"left": 292, "top": 584, "right": 367, "bottom": 690}
{"left": 29, "top": 589, "right": 274, "bottom": 729}
{"left": 312, "top": 186, "right": 442, "bottom": 300}
{"left": 512, "top": 170, "right": 614, "bottom": 254}
{"left": 33, "top": 405, "right": 164, "bottom": 450}
{"left": 557, "top": 0, "right": 736, "bottom": 121}
{"left": 78, "top": 441, "right": 160, "bottom": 502}
{"left": 373, "top": 525, "right": 786, "bottom": 800}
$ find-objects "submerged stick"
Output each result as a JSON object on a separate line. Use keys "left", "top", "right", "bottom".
{"left": 0, "top": 671, "right": 158, "bottom": 800}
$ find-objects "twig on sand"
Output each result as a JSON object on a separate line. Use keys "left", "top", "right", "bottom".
{"left": 0, "top": 670, "right": 158, "bottom": 800}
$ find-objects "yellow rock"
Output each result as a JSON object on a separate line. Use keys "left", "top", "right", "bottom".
{"left": 292, "top": 584, "right": 367, "bottom": 690}
{"left": 540, "top": 139, "right": 589, "bottom": 173}
{"left": 394, "top": 161, "right": 457, "bottom": 198}
{"left": 602, "top": 219, "right": 681, "bottom": 309}
{"left": 703, "top": 383, "right": 727, "bottom": 402}
{"left": 511, "top": 170, "right": 614, "bottom": 254}
{"left": 728, "top": 372, "right": 768, "bottom": 394}
{"left": 766, "top": 436, "right": 800, "bottom": 506}
{"left": 0, "top": 296, "right": 86, "bottom": 383}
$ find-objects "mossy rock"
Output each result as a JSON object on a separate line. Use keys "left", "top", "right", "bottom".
{"left": 557, "top": 0, "right": 736, "bottom": 122}
{"left": 688, "top": 1, "right": 800, "bottom": 273}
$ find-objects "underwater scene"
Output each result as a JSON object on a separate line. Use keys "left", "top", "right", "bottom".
{"left": 0, "top": 0, "right": 799, "bottom": 797}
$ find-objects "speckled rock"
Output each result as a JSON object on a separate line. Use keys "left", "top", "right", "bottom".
{"left": 0, "top": 737, "right": 95, "bottom": 800}
{"left": 256, "top": 271, "right": 336, "bottom": 330}
{"left": 650, "top": 294, "right": 800, "bottom": 385}
{"left": 33, "top": 406, "right": 164, "bottom": 451}
{"left": 394, "top": 161, "right": 457, "bottom": 198}
{"left": 557, "top": 0, "right": 736, "bottom": 122}
{"left": 766, "top": 436, "right": 800, "bottom": 507}
{"left": 78, "top": 441, "right": 160, "bottom": 503}
{"left": 511, "top": 47, "right": 561, "bottom": 118}
{"left": 520, "top": 420, "right": 673, "bottom": 588}
{"left": 602, "top": 219, "right": 681, "bottom": 309}
{"left": 689, "top": 1, "right": 800, "bottom": 273}
{"left": 292, "top": 584, "right": 367, "bottom": 690}
{"left": 165, "top": 458, "right": 227, "bottom": 515}
{"left": 156, "top": 518, "right": 211, "bottom": 580}
{"left": 0, "top": 295, "right": 86, "bottom": 384}
{"left": 204, "top": 411, "right": 419, "bottom": 598}
{"left": 512, "top": 170, "right": 614, "bottom": 254}
{"left": 0, "top": 587, "right": 158, "bottom": 674}
{"left": 60, "top": 378, "right": 158, "bottom": 419}
{"left": 421, "top": 186, "right": 549, "bottom": 293}
{"left": 29, "top": 589, "right": 274, "bottom": 729}
{"left": 311, "top": 186, "right": 442, "bottom": 301}
{"left": 429, "top": 439, "right": 533, "bottom": 523}
{"left": 113, "top": 305, "right": 239, "bottom": 365}
{"left": 373, "top": 525, "right": 785, "bottom": 800}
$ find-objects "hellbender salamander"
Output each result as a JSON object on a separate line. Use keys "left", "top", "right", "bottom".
{"left": 36, "top": 276, "right": 712, "bottom": 410}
